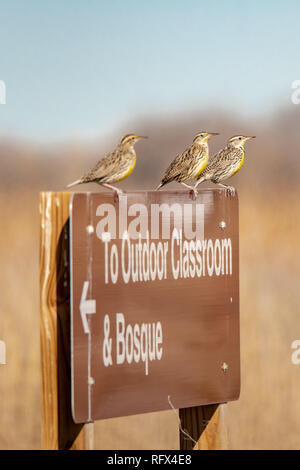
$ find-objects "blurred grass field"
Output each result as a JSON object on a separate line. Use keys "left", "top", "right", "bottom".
{"left": 0, "top": 110, "right": 299, "bottom": 449}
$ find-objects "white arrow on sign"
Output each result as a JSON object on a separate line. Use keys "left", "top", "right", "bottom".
{"left": 80, "top": 281, "right": 96, "bottom": 334}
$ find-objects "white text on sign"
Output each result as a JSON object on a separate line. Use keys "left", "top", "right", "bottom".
{"left": 102, "top": 313, "right": 163, "bottom": 375}
{"left": 101, "top": 229, "right": 232, "bottom": 284}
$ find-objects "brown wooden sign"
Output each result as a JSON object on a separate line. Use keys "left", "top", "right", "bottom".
{"left": 70, "top": 190, "right": 240, "bottom": 423}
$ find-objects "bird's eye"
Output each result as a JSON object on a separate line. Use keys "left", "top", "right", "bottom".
{"left": 239, "top": 137, "right": 242, "bottom": 140}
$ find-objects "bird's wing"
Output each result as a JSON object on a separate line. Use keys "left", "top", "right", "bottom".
{"left": 201, "top": 147, "right": 242, "bottom": 181}
{"left": 161, "top": 145, "right": 201, "bottom": 183}
{"left": 81, "top": 149, "right": 123, "bottom": 182}
{"left": 197, "top": 147, "right": 234, "bottom": 182}
{"left": 205, "top": 147, "right": 237, "bottom": 171}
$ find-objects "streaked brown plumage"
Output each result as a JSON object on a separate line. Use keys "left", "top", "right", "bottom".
{"left": 156, "top": 132, "right": 218, "bottom": 192}
{"left": 195, "top": 135, "right": 255, "bottom": 195}
{"left": 66, "top": 134, "right": 147, "bottom": 194}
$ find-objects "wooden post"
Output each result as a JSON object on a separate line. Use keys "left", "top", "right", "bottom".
{"left": 39, "top": 191, "right": 230, "bottom": 450}
{"left": 39, "top": 192, "right": 89, "bottom": 450}
{"left": 179, "top": 404, "right": 227, "bottom": 450}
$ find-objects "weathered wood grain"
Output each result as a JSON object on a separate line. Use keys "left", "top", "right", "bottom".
{"left": 39, "top": 192, "right": 86, "bottom": 449}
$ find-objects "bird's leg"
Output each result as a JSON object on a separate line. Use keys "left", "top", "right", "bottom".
{"left": 181, "top": 182, "right": 193, "bottom": 190}
{"left": 101, "top": 182, "right": 123, "bottom": 195}
{"left": 181, "top": 182, "right": 197, "bottom": 200}
{"left": 217, "top": 183, "right": 236, "bottom": 197}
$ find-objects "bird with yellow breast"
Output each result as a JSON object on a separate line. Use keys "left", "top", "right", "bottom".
{"left": 66, "top": 134, "right": 147, "bottom": 194}
{"left": 156, "top": 132, "right": 219, "bottom": 197}
{"left": 194, "top": 135, "right": 255, "bottom": 196}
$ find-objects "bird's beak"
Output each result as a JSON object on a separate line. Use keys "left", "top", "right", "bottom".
{"left": 244, "top": 136, "right": 256, "bottom": 140}
{"left": 206, "top": 132, "right": 219, "bottom": 140}
{"left": 137, "top": 135, "right": 148, "bottom": 140}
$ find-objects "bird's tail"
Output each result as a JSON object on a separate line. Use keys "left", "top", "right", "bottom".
{"left": 156, "top": 182, "right": 164, "bottom": 191}
{"left": 66, "top": 179, "right": 82, "bottom": 189}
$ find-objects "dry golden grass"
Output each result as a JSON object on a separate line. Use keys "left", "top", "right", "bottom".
{"left": 227, "top": 189, "right": 300, "bottom": 449}
{"left": 0, "top": 190, "right": 40, "bottom": 449}
{"left": 0, "top": 183, "right": 299, "bottom": 449}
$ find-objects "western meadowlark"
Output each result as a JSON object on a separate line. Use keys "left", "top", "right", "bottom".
{"left": 194, "top": 135, "right": 255, "bottom": 196}
{"left": 155, "top": 132, "right": 219, "bottom": 196}
{"left": 66, "top": 134, "right": 147, "bottom": 194}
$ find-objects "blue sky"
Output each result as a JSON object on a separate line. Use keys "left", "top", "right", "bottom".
{"left": 0, "top": 0, "right": 299, "bottom": 140}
